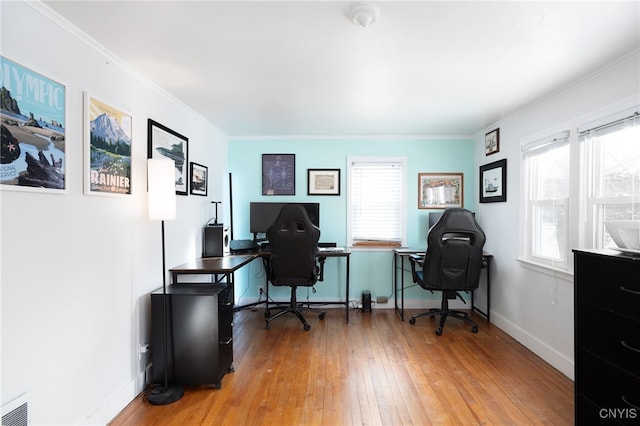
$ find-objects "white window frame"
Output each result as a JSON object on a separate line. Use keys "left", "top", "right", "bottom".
{"left": 347, "top": 156, "right": 407, "bottom": 249}
{"left": 579, "top": 107, "right": 640, "bottom": 250}
{"left": 520, "top": 131, "right": 572, "bottom": 271}
{"left": 519, "top": 102, "right": 639, "bottom": 275}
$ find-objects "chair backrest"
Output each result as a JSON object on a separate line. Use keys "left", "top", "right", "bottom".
{"left": 421, "top": 208, "right": 486, "bottom": 291}
{"left": 266, "top": 204, "right": 321, "bottom": 287}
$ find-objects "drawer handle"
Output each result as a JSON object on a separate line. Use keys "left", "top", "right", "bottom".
{"left": 621, "top": 395, "right": 640, "bottom": 410}
{"left": 621, "top": 340, "right": 640, "bottom": 354}
{"left": 620, "top": 286, "right": 640, "bottom": 296}
{"left": 220, "top": 337, "right": 232, "bottom": 345}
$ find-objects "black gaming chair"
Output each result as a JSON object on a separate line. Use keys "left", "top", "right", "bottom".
{"left": 264, "top": 204, "right": 325, "bottom": 331}
{"left": 408, "top": 208, "right": 486, "bottom": 335}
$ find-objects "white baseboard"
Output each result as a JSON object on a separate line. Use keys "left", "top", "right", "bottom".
{"left": 490, "top": 311, "right": 574, "bottom": 380}
{"left": 81, "top": 371, "right": 145, "bottom": 425}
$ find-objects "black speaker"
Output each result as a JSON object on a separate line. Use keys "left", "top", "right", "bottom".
{"left": 362, "top": 290, "right": 372, "bottom": 313}
{"left": 203, "top": 224, "right": 229, "bottom": 257}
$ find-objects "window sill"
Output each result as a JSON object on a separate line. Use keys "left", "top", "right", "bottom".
{"left": 516, "top": 258, "right": 574, "bottom": 282}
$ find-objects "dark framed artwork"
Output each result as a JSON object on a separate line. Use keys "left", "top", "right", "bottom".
{"left": 262, "top": 154, "right": 295, "bottom": 195}
{"left": 418, "top": 173, "right": 463, "bottom": 209}
{"left": 485, "top": 128, "right": 500, "bottom": 155}
{"left": 189, "top": 162, "right": 207, "bottom": 196}
{"left": 0, "top": 56, "right": 66, "bottom": 193}
{"left": 308, "top": 168, "right": 340, "bottom": 195}
{"left": 147, "top": 119, "right": 188, "bottom": 195}
{"left": 84, "top": 93, "right": 132, "bottom": 196}
{"left": 480, "top": 159, "right": 507, "bottom": 203}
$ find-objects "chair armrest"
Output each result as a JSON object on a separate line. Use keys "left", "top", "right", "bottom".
{"left": 317, "top": 257, "right": 326, "bottom": 281}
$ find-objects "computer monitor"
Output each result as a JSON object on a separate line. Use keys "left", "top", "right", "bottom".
{"left": 249, "top": 202, "right": 320, "bottom": 235}
{"left": 429, "top": 211, "right": 444, "bottom": 229}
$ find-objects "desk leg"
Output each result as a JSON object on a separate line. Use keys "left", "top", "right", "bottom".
{"left": 346, "top": 255, "right": 350, "bottom": 323}
{"left": 471, "top": 257, "right": 491, "bottom": 322}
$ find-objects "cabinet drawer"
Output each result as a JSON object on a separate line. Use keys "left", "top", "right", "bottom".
{"left": 577, "top": 302, "right": 640, "bottom": 376}
{"left": 576, "top": 348, "right": 640, "bottom": 425}
{"left": 576, "top": 256, "right": 640, "bottom": 321}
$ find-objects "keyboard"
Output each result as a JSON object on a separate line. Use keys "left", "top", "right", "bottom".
{"left": 318, "top": 247, "right": 345, "bottom": 252}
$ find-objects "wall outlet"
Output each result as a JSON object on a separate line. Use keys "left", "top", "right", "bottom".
{"left": 138, "top": 343, "right": 150, "bottom": 360}
{"left": 376, "top": 296, "right": 388, "bottom": 304}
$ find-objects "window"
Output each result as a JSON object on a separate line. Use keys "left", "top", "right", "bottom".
{"left": 520, "top": 106, "right": 639, "bottom": 272}
{"left": 580, "top": 111, "right": 640, "bottom": 249}
{"left": 521, "top": 131, "right": 571, "bottom": 269}
{"left": 347, "top": 157, "right": 407, "bottom": 247}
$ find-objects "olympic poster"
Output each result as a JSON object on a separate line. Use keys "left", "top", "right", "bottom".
{"left": 0, "top": 56, "right": 66, "bottom": 191}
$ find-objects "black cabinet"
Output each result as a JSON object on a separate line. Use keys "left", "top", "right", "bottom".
{"left": 574, "top": 249, "right": 640, "bottom": 425}
{"left": 151, "top": 283, "right": 234, "bottom": 388}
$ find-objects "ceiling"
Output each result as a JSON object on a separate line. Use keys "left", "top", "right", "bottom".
{"left": 43, "top": 1, "right": 640, "bottom": 137}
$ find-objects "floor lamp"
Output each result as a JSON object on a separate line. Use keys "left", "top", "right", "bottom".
{"left": 146, "top": 158, "right": 184, "bottom": 405}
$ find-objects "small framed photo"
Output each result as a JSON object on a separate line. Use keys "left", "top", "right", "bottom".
{"left": 190, "top": 162, "right": 207, "bottom": 196}
{"left": 418, "top": 173, "right": 464, "bottom": 209}
{"left": 262, "top": 154, "right": 295, "bottom": 195}
{"left": 308, "top": 168, "right": 340, "bottom": 195}
{"left": 147, "top": 119, "right": 189, "bottom": 195}
{"left": 480, "top": 159, "right": 507, "bottom": 203}
{"left": 485, "top": 128, "right": 500, "bottom": 156}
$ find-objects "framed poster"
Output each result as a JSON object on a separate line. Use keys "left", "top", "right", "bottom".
{"left": 0, "top": 56, "right": 66, "bottom": 193}
{"left": 480, "top": 159, "right": 507, "bottom": 203}
{"left": 485, "top": 128, "right": 500, "bottom": 156}
{"left": 190, "top": 162, "right": 207, "bottom": 196}
{"left": 262, "top": 154, "right": 295, "bottom": 195}
{"left": 308, "top": 168, "right": 340, "bottom": 195}
{"left": 418, "top": 173, "right": 464, "bottom": 209}
{"left": 84, "top": 93, "right": 132, "bottom": 195}
{"left": 147, "top": 119, "right": 188, "bottom": 195}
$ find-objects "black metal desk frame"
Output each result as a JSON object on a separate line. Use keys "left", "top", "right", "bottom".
{"left": 262, "top": 249, "right": 352, "bottom": 323}
{"left": 393, "top": 248, "right": 492, "bottom": 322}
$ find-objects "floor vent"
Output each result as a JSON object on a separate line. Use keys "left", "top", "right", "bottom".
{"left": 1, "top": 393, "right": 30, "bottom": 426}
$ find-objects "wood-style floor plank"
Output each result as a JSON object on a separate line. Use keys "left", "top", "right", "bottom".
{"left": 110, "top": 307, "right": 574, "bottom": 425}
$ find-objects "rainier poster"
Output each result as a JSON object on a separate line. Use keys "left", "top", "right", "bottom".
{"left": 0, "top": 56, "right": 66, "bottom": 190}
{"left": 87, "top": 96, "right": 132, "bottom": 195}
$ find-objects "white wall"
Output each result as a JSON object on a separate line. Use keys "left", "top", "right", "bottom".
{"left": 473, "top": 51, "right": 640, "bottom": 379}
{"left": 1, "top": 2, "right": 227, "bottom": 424}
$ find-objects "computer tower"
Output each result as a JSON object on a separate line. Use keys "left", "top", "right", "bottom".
{"left": 362, "top": 290, "right": 372, "bottom": 312}
{"left": 203, "top": 224, "right": 230, "bottom": 257}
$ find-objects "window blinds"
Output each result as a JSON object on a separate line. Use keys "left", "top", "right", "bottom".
{"left": 350, "top": 160, "right": 403, "bottom": 243}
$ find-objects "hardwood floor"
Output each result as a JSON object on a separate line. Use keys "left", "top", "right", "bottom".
{"left": 110, "top": 307, "right": 574, "bottom": 425}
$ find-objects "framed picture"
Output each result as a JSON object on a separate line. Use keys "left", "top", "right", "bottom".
{"left": 190, "top": 162, "right": 207, "bottom": 196}
{"left": 0, "top": 56, "right": 66, "bottom": 193}
{"left": 308, "top": 168, "right": 340, "bottom": 195}
{"left": 147, "top": 119, "right": 188, "bottom": 195}
{"left": 84, "top": 93, "right": 132, "bottom": 195}
{"left": 262, "top": 154, "right": 295, "bottom": 195}
{"left": 418, "top": 173, "right": 464, "bottom": 209}
{"left": 480, "top": 159, "right": 507, "bottom": 203}
{"left": 485, "top": 128, "right": 500, "bottom": 155}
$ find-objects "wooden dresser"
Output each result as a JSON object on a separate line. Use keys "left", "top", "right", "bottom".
{"left": 573, "top": 249, "right": 640, "bottom": 424}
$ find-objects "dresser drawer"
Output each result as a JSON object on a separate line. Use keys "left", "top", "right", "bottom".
{"left": 577, "top": 302, "right": 640, "bottom": 377}
{"left": 576, "top": 348, "right": 640, "bottom": 424}
{"left": 576, "top": 255, "right": 640, "bottom": 321}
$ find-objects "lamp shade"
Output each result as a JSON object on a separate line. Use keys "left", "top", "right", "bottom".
{"left": 147, "top": 158, "right": 176, "bottom": 220}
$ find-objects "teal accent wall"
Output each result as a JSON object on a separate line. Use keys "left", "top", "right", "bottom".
{"left": 228, "top": 137, "right": 475, "bottom": 305}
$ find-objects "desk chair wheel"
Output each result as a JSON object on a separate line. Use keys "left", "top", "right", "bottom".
{"left": 409, "top": 317, "right": 416, "bottom": 325}
{"left": 303, "top": 323, "right": 311, "bottom": 331}
{"left": 319, "top": 312, "right": 326, "bottom": 320}
{"left": 471, "top": 325, "right": 478, "bottom": 333}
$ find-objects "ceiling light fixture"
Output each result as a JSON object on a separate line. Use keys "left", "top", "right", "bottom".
{"left": 351, "top": 4, "right": 380, "bottom": 28}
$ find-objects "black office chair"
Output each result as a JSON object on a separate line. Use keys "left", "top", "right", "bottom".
{"left": 408, "top": 208, "right": 486, "bottom": 335}
{"left": 264, "top": 204, "right": 326, "bottom": 331}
